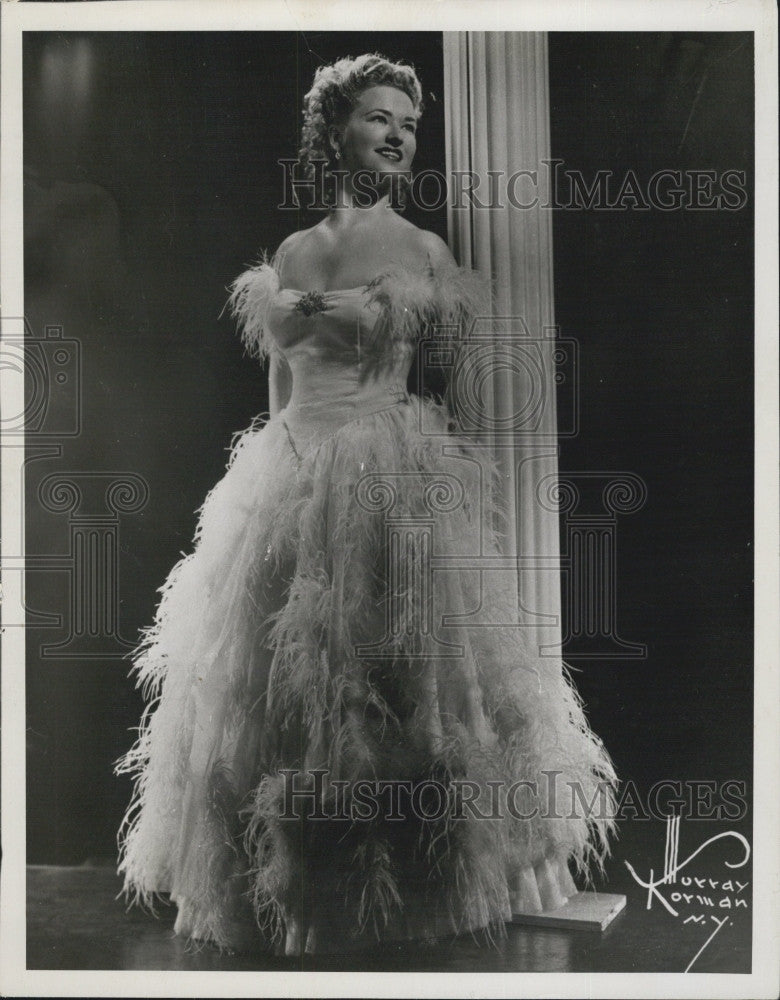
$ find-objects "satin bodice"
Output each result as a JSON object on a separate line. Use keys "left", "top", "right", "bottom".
{"left": 267, "top": 285, "right": 415, "bottom": 436}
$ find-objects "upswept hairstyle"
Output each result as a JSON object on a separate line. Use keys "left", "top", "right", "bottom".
{"left": 298, "top": 53, "right": 424, "bottom": 178}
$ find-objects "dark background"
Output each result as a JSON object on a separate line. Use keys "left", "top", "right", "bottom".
{"left": 23, "top": 31, "right": 753, "bottom": 866}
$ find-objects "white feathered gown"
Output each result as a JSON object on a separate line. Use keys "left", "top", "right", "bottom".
{"left": 116, "top": 257, "right": 617, "bottom": 955}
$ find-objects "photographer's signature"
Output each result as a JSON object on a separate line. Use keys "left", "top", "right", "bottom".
{"left": 624, "top": 816, "right": 751, "bottom": 972}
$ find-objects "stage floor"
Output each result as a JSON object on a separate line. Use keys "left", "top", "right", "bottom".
{"left": 26, "top": 863, "right": 751, "bottom": 973}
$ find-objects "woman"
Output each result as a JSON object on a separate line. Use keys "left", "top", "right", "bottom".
{"left": 117, "top": 53, "right": 617, "bottom": 956}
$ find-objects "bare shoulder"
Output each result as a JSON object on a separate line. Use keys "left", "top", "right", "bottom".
{"left": 387, "top": 215, "right": 456, "bottom": 268}
{"left": 413, "top": 227, "right": 458, "bottom": 270}
{"left": 274, "top": 226, "right": 315, "bottom": 264}
{"left": 273, "top": 224, "right": 325, "bottom": 283}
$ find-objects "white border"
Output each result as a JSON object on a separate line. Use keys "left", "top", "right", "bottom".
{"left": 1, "top": 2, "right": 778, "bottom": 998}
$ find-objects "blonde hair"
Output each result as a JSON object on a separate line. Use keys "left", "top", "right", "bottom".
{"left": 299, "top": 53, "right": 424, "bottom": 178}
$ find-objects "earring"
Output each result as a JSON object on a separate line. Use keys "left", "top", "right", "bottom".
{"left": 334, "top": 148, "right": 341, "bottom": 160}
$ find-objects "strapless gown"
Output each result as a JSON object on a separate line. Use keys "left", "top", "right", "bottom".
{"left": 116, "top": 256, "right": 617, "bottom": 956}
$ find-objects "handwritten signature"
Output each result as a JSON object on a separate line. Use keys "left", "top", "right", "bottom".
{"left": 624, "top": 822, "right": 751, "bottom": 972}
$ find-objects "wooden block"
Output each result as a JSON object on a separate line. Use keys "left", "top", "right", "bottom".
{"left": 510, "top": 891, "right": 627, "bottom": 932}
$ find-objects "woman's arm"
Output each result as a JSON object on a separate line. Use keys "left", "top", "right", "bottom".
{"left": 269, "top": 350, "right": 292, "bottom": 417}
{"left": 414, "top": 229, "right": 490, "bottom": 427}
{"left": 266, "top": 230, "right": 306, "bottom": 418}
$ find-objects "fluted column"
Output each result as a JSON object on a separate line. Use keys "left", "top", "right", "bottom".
{"left": 444, "top": 32, "right": 562, "bottom": 650}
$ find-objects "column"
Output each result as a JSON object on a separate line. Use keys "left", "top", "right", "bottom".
{"left": 444, "top": 32, "right": 563, "bottom": 651}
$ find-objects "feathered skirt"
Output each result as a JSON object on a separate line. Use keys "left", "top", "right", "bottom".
{"left": 116, "top": 394, "right": 617, "bottom": 955}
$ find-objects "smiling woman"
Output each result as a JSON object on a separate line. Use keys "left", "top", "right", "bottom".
{"left": 115, "top": 51, "right": 617, "bottom": 958}
{"left": 331, "top": 84, "right": 418, "bottom": 172}
{"left": 299, "top": 54, "right": 421, "bottom": 173}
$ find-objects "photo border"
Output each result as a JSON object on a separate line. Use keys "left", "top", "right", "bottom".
{"left": 1, "top": 2, "right": 777, "bottom": 997}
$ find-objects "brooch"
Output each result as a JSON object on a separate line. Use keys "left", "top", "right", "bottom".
{"left": 294, "top": 290, "right": 329, "bottom": 317}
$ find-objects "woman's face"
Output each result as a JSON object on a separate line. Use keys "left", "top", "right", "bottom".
{"left": 335, "top": 84, "right": 418, "bottom": 178}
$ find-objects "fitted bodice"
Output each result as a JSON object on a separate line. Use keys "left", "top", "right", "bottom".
{"left": 228, "top": 257, "right": 488, "bottom": 443}
{"left": 267, "top": 285, "right": 415, "bottom": 434}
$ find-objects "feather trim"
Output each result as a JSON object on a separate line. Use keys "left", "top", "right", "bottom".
{"left": 226, "top": 252, "right": 280, "bottom": 361}
{"left": 227, "top": 253, "right": 489, "bottom": 363}
{"left": 430, "top": 261, "right": 492, "bottom": 341}
{"left": 364, "top": 260, "right": 491, "bottom": 348}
